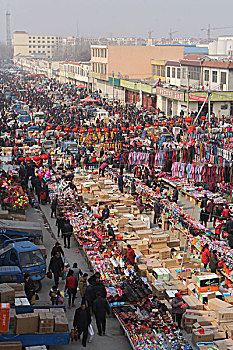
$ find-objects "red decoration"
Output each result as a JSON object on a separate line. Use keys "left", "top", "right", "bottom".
{"left": 56, "top": 126, "right": 61, "bottom": 131}
{"left": 41, "top": 154, "right": 49, "bottom": 160}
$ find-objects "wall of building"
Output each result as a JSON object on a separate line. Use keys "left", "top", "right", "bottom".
{"left": 13, "top": 32, "right": 29, "bottom": 56}
{"left": 107, "top": 45, "right": 185, "bottom": 79}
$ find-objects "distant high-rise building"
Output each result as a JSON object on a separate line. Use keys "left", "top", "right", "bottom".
{"left": 13, "top": 31, "right": 63, "bottom": 59}
{"left": 6, "top": 11, "right": 12, "bottom": 56}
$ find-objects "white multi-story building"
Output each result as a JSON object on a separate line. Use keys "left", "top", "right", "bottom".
{"left": 13, "top": 31, "right": 63, "bottom": 59}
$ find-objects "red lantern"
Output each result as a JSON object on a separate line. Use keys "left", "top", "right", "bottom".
{"left": 104, "top": 128, "right": 109, "bottom": 132}
{"left": 80, "top": 128, "right": 86, "bottom": 133}
{"left": 154, "top": 122, "right": 159, "bottom": 126}
{"left": 185, "top": 117, "right": 193, "bottom": 123}
{"left": 46, "top": 125, "right": 52, "bottom": 130}
{"left": 25, "top": 157, "right": 31, "bottom": 161}
{"left": 112, "top": 128, "right": 118, "bottom": 132}
{"left": 19, "top": 157, "right": 25, "bottom": 162}
{"left": 41, "top": 154, "right": 49, "bottom": 160}
{"left": 56, "top": 126, "right": 61, "bottom": 131}
{"left": 121, "top": 126, "right": 126, "bottom": 131}
{"left": 178, "top": 118, "right": 182, "bottom": 123}
{"left": 33, "top": 156, "right": 41, "bottom": 162}
{"left": 169, "top": 120, "right": 175, "bottom": 125}
{"left": 201, "top": 115, "right": 206, "bottom": 121}
{"left": 161, "top": 121, "right": 166, "bottom": 126}
{"left": 72, "top": 128, "right": 78, "bottom": 132}
{"left": 88, "top": 128, "right": 93, "bottom": 133}
{"left": 64, "top": 127, "right": 69, "bottom": 132}
{"left": 129, "top": 126, "right": 134, "bottom": 130}
{"left": 136, "top": 125, "right": 142, "bottom": 129}
{"left": 96, "top": 128, "right": 100, "bottom": 132}
{"left": 145, "top": 123, "right": 150, "bottom": 128}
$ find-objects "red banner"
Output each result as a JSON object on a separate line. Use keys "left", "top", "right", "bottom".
{"left": 0, "top": 303, "right": 10, "bottom": 333}
{"left": 189, "top": 94, "right": 208, "bottom": 102}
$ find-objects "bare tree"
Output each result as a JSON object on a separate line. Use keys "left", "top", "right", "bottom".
{"left": 53, "top": 39, "right": 91, "bottom": 62}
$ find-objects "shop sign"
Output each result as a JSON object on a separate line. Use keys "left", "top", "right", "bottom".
{"left": 186, "top": 91, "right": 233, "bottom": 102}
{"left": 189, "top": 94, "right": 208, "bottom": 102}
{"left": 156, "top": 87, "right": 184, "bottom": 101}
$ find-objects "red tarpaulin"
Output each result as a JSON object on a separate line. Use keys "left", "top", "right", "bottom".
{"left": 76, "top": 84, "right": 87, "bottom": 89}
{"left": 81, "top": 96, "right": 97, "bottom": 103}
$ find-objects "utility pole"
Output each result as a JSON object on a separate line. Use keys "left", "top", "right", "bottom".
{"left": 187, "top": 72, "right": 190, "bottom": 117}
{"left": 112, "top": 71, "right": 114, "bottom": 100}
{"left": 208, "top": 90, "right": 211, "bottom": 126}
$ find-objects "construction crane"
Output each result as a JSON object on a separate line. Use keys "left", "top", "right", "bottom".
{"left": 169, "top": 29, "right": 178, "bottom": 41}
{"left": 201, "top": 24, "right": 233, "bottom": 42}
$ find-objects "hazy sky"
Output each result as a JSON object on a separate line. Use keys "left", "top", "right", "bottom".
{"left": 1, "top": 0, "right": 233, "bottom": 41}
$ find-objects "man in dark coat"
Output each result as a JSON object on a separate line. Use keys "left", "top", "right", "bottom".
{"left": 73, "top": 303, "right": 91, "bottom": 347}
{"left": 93, "top": 292, "right": 110, "bottom": 336}
{"left": 153, "top": 200, "right": 160, "bottom": 224}
{"left": 62, "top": 219, "right": 73, "bottom": 249}
{"left": 48, "top": 252, "right": 64, "bottom": 286}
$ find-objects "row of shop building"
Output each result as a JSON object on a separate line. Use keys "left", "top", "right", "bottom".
{"left": 13, "top": 45, "right": 233, "bottom": 116}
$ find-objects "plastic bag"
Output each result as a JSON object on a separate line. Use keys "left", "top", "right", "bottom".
{"left": 88, "top": 324, "right": 94, "bottom": 343}
{"left": 47, "top": 271, "right": 52, "bottom": 279}
{"left": 62, "top": 270, "right": 67, "bottom": 280}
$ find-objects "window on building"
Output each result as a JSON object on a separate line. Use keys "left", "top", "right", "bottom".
{"left": 221, "top": 72, "right": 227, "bottom": 84}
{"left": 33, "top": 46, "right": 36, "bottom": 48}
{"left": 38, "top": 46, "right": 41, "bottom": 48}
{"left": 188, "top": 66, "right": 201, "bottom": 80}
{"left": 38, "top": 50, "right": 41, "bottom": 53}
{"left": 152, "top": 65, "right": 156, "bottom": 77}
{"left": 204, "top": 70, "right": 209, "bottom": 81}
{"left": 156, "top": 65, "right": 161, "bottom": 76}
{"left": 52, "top": 41, "right": 54, "bottom": 43}
{"left": 182, "top": 67, "right": 187, "bottom": 79}
{"left": 52, "top": 37, "right": 54, "bottom": 39}
{"left": 29, "top": 40, "right": 31, "bottom": 43}
{"left": 161, "top": 66, "right": 165, "bottom": 77}
{"left": 212, "top": 70, "right": 218, "bottom": 83}
{"left": 167, "top": 67, "right": 170, "bottom": 78}
{"left": 29, "top": 50, "right": 31, "bottom": 53}
{"left": 33, "top": 41, "right": 35, "bottom": 43}
{"left": 43, "top": 51, "right": 45, "bottom": 53}
{"left": 172, "top": 67, "right": 176, "bottom": 78}
{"left": 33, "top": 37, "right": 35, "bottom": 39}
{"left": 42, "top": 40, "right": 45, "bottom": 43}
{"left": 42, "top": 37, "right": 45, "bottom": 39}
{"left": 33, "top": 51, "right": 36, "bottom": 53}
{"left": 47, "top": 45, "right": 50, "bottom": 48}
{"left": 104, "top": 49, "right": 107, "bottom": 58}
{"left": 104, "top": 64, "right": 107, "bottom": 75}
{"left": 177, "top": 68, "right": 181, "bottom": 79}
{"left": 29, "top": 45, "right": 31, "bottom": 48}
{"left": 38, "top": 37, "right": 40, "bottom": 39}
{"left": 101, "top": 49, "right": 104, "bottom": 57}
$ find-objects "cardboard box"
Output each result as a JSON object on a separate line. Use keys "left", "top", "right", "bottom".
{"left": 208, "top": 298, "right": 233, "bottom": 311}
{"left": 182, "top": 295, "right": 204, "bottom": 310}
{"left": 195, "top": 284, "right": 219, "bottom": 294}
{"left": 0, "top": 303, "right": 10, "bottom": 332}
{"left": 54, "top": 315, "right": 69, "bottom": 332}
{"left": 192, "top": 329, "right": 214, "bottom": 345}
{"left": 225, "top": 296, "right": 233, "bottom": 305}
{"left": 7, "top": 283, "right": 24, "bottom": 292}
{"left": 224, "top": 324, "right": 233, "bottom": 339}
{"left": 0, "top": 342, "right": 22, "bottom": 350}
{"left": 196, "top": 274, "right": 219, "bottom": 287}
{"left": 162, "top": 259, "right": 179, "bottom": 268}
{"left": 49, "top": 308, "right": 65, "bottom": 315}
{"left": 15, "top": 313, "right": 38, "bottom": 334}
{"left": 0, "top": 284, "right": 15, "bottom": 304}
{"left": 214, "top": 339, "right": 233, "bottom": 350}
{"left": 39, "top": 312, "right": 54, "bottom": 334}
{"left": 149, "top": 234, "right": 169, "bottom": 244}
{"left": 152, "top": 268, "right": 170, "bottom": 281}
{"left": 137, "top": 264, "right": 147, "bottom": 277}
{"left": 217, "top": 308, "right": 233, "bottom": 321}
{"left": 159, "top": 247, "right": 171, "bottom": 260}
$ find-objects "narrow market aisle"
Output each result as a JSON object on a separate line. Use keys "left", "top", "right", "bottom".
{"left": 177, "top": 194, "right": 215, "bottom": 232}
{"left": 37, "top": 203, "right": 131, "bottom": 350}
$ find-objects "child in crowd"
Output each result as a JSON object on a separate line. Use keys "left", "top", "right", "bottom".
{"left": 49, "top": 285, "right": 60, "bottom": 305}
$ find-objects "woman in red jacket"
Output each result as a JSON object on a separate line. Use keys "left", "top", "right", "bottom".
{"left": 201, "top": 244, "right": 211, "bottom": 269}
{"left": 65, "top": 269, "right": 78, "bottom": 308}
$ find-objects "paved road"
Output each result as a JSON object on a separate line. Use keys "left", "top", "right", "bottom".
{"left": 27, "top": 204, "right": 131, "bottom": 350}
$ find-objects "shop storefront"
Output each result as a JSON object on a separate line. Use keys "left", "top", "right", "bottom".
{"left": 156, "top": 87, "right": 185, "bottom": 117}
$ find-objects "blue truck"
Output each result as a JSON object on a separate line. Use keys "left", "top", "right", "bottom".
{"left": 0, "top": 235, "right": 46, "bottom": 291}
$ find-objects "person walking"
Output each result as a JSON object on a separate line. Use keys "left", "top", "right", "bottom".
{"left": 172, "top": 189, "right": 179, "bottom": 203}
{"left": 209, "top": 250, "right": 219, "bottom": 273}
{"left": 93, "top": 292, "right": 110, "bottom": 336}
{"left": 201, "top": 243, "right": 211, "bottom": 269}
{"left": 51, "top": 194, "right": 58, "bottom": 218}
{"left": 200, "top": 194, "right": 208, "bottom": 210}
{"left": 171, "top": 292, "right": 186, "bottom": 329}
{"left": 64, "top": 269, "right": 78, "bottom": 308}
{"left": 79, "top": 273, "right": 88, "bottom": 302}
{"left": 73, "top": 303, "right": 91, "bottom": 347}
{"left": 48, "top": 251, "right": 64, "bottom": 286}
{"left": 56, "top": 210, "right": 65, "bottom": 238}
{"left": 24, "top": 273, "right": 36, "bottom": 304}
{"left": 153, "top": 200, "right": 160, "bottom": 225}
{"left": 63, "top": 219, "right": 73, "bottom": 249}
{"left": 136, "top": 195, "right": 145, "bottom": 214}
{"left": 118, "top": 174, "right": 124, "bottom": 193}
{"left": 51, "top": 242, "right": 64, "bottom": 257}
{"left": 206, "top": 199, "right": 214, "bottom": 223}
{"left": 72, "top": 262, "right": 82, "bottom": 281}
